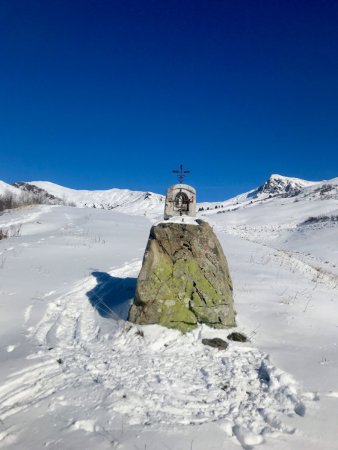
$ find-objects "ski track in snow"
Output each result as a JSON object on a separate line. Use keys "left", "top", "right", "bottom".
{"left": 0, "top": 205, "right": 53, "bottom": 230}
{"left": 214, "top": 223, "right": 338, "bottom": 290}
{"left": 24, "top": 305, "right": 33, "bottom": 324}
{"left": 0, "top": 260, "right": 309, "bottom": 449}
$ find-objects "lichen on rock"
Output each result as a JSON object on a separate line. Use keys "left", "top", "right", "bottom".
{"left": 128, "top": 220, "right": 236, "bottom": 332}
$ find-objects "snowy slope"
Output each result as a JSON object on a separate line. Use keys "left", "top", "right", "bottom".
{"left": 207, "top": 177, "right": 338, "bottom": 228}
{"left": 19, "top": 175, "right": 338, "bottom": 221}
{"left": 203, "top": 176, "right": 338, "bottom": 280}
{"left": 0, "top": 206, "right": 316, "bottom": 450}
{"left": 197, "top": 174, "right": 336, "bottom": 213}
{"left": 28, "top": 181, "right": 164, "bottom": 217}
{"left": 0, "top": 180, "right": 21, "bottom": 197}
{"left": 0, "top": 175, "right": 337, "bottom": 449}
{"left": 255, "top": 173, "right": 316, "bottom": 197}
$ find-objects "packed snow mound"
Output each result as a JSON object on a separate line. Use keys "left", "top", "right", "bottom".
{"left": 26, "top": 181, "right": 165, "bottom": 217}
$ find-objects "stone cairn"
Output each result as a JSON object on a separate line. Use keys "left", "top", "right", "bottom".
{"left": 128, "top": 166, "right": 236, "bottom": 332}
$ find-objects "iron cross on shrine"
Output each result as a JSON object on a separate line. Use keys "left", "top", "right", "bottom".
{"left": 172, "top": 164, "right": 190, "bottom": 183}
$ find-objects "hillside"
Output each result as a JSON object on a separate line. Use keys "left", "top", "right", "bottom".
{"left": 198, "top": 174, "right": 338, "bottom": 213}
{"left": 0, "top": 180, "right": 21, "bottom": 197}
{"left": 0, "top": 175, "right": 337, "bottom": 449}
{"left": 27, "top": 181, "right": 165, "bottom": 217}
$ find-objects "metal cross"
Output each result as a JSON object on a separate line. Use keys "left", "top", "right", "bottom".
{"left": 172, "top": 164, "right": 190, "bottom": 183}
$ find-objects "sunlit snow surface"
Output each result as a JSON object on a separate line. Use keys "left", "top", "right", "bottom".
{"left": 29, "top": 180, "right": 165, "bottom": 218}
{"left": 0, "top": 180, "right": 21, "bottom": 197}
{"left": 0, "top": 177, "right": 338, "bottom": 449}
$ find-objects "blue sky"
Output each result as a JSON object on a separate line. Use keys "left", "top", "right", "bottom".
{"left": 1, "top": 0, "right": 337, "bottom": 201}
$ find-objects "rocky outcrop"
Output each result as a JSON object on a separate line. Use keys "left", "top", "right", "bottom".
{"left": 255, "top": 174, "right": 310, "bottom": 198}
{"left": 12, "top": 182, "right": 62, "bottom": 204}
{"left": 128, "top": 220, "right": 236, "bottom": 332}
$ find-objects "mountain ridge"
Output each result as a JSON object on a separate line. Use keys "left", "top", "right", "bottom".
{"left": 1, "top": 174, "right": 337, "bottom": 217}
{"left": 198, "top": 174, "right": 338, "bottom": 214}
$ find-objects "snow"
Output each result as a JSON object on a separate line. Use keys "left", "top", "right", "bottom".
{"left": 0, "top": 180, "right": 21, "bottom": 197}
{"left": 155, "top": 216, "right": 200, "bottom": 226}
{"left": 269, "top": 173, "right": 317, "bottom": 186}
{"left": 0, "top": 175, "right": 337, "bottom": 449}
{"left": 28, "top": 180, "right": 165, "bottom": 218}
{"left": 198, "top": 174, "right": 338, "bottom": 214}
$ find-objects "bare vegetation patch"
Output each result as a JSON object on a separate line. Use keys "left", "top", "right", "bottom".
{"left": 0, "top": 189, "right": 74, "bottom": 213}
{"left": 0, "top": 224, "right": 22, "bottom": 241}
{"left": 0, "top": 228, "right": 9, "bottom": 240}
{"left": 299, "top": 215, "right": 338, "bottom": 226}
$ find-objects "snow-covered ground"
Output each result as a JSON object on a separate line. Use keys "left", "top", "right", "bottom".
{"left": 28, "top": 181, "right": 165, "bottom": 218}
{"left": 0, "top": 175, "right": 337, "bottom": 449}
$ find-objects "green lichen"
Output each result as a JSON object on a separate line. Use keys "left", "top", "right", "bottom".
{"left": 158, "top": 299, "right": 197, "bottom": 333}
{"left": 129, "top": 222, "right": 236, "bottom": 333}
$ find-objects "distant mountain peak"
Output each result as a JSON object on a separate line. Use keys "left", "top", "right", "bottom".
{"left": 255, "top": 174, "right": 315, "bottom": 198}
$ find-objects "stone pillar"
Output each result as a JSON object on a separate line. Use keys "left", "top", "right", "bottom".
{"left": 128, "top": 220, "right": 236, "bottom": 333}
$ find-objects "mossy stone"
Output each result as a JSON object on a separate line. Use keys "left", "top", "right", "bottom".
{"left": 128, "top": 221, "right": 236, "bottom": 332}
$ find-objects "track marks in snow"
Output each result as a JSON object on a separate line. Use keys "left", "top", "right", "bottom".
{"left": 24, "top": 305, "right": 33, "bottom": 324}
{"left": 0, "top": 359, "right": 67, "bottom": 421}
{"left": 0, "top": 259, "right": 307, "bottom": 449}
{"left": 214, "top": 224, "right": 338, "bottom": 290}
{"left": 0, "top": 206, "right": 52, "bottom": 229}
{"left": 271, "top": 248, "right": 338, "bottom": 290}
{"left": 0, "top": 430, "right": 17, "bottom": 447}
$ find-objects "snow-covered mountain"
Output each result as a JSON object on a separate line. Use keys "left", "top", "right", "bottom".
{"left": 198, "top": 174, "right": 338, "bottom": 214}
{"left": 0, "top": 180, "right": 21, "bottom": 197}
{"left": 12, "top": 182, "right": 64, "bottom": 204}
{"left": 3, "top": 175, "right": 337, "bottom": 225}
{"left": 201, "top": 175, "right": 338, "bottom": 262}
{"left": 22, "top": 181, "right": 165, "bottom": 217}
{"left": 254, "top": 173, "right": 316, "bottom": 197}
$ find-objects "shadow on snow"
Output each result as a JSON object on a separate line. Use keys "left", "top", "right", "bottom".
{"left": 86, "top": 271, "right": 136, "bottom": 320}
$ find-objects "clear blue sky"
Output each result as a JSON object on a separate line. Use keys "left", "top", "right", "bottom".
{"left": 1, "top": 0, "right": 337, "bottom": 201}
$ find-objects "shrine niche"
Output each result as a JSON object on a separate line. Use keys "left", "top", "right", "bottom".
{"left": 174, "top": 191, "right": 189, "bottom": 212}
{"left": 164, "top": 165, "right": 196, "bottom": 219}
{"left": 164, "top": 184, "right": 196, "bottom": 219}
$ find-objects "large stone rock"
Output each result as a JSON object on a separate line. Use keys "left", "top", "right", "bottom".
{"left": 128, "top": 220, "right": 236, "bottom": 332}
